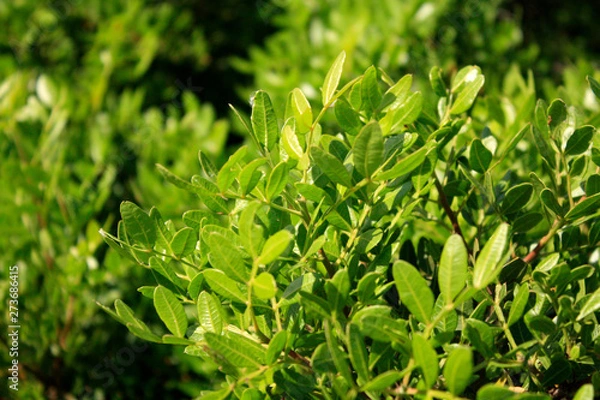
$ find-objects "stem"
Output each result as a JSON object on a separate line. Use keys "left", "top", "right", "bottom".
{"left": 522, "top": 219, "right": 563, "bottom": 264}
{"left": 434, "top": 177, "right": 471, "bottom": 254}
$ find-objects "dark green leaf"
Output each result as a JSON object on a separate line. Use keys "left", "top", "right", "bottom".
{"left": 353, "top": 122, "right": 384, "bottom": 178}
{"left": 586, "top": 174, "right": 600, "bottom": 196}
{"left": 501, "top": 183, "right": 533, "bottom": 214}
{"left": 587, "top": 75, "right": 600, "bottom": 99}
{"left": 540, "top": 189, "right": 563, "bottom": 217}
{"left": 565, "top": 193, "right": 600, "bottom": 221}
{"left": 566, "top": 125, "right": 595, "bottom": 156}
{"left": 470, "top": 139, "right": 493, "bottom": 173}
{"left": 547, "top": 99, "right": 567, "bottom": 133}
{"left": 335, "top": 98, "right": 362, "bottom": 135}
{"left": 361, "top": 66, "right": 383, "bottom": 114}
{"left": 429, "top": 66, "right": 447, "bottom": 97}
{"left": 360, "top": 370, "right": 406, "bottom": 392}
{"left": 541, "top": 359, "right": 571, "bottom": 386}
{"left": 311, "top": 146, "right": 353, "bottom": 187}
{"left": 512, "top": 213, "right": 543, "bottom": 233}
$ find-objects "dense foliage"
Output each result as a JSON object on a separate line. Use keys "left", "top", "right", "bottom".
{"left": 1, "top": 1, "right": 599, "bottom": 399}
{"left": 101, "top": 56, "right": 600, "bottom": 399}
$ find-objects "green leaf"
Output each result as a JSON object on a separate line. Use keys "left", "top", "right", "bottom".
{"left": 203, "top": 269, "right": 247, "bottom": 304}
{"left": 170, "top": 227, "right": 197, "bottom": 257}
{"left": 281, "top": 120, "right": 304, "bottom": 160}
{"left": 451, "top": 74, "right": 484, "bottom": 114}
{"left": 239, "top": 201, "right": 264, "bottom": 259}
{"left": 586, "top": 174, "right": 600, "bottom": 196}
{"left": 257, "top": 230, "right": 292, "bottom": 265}
{"left": 476, "top": 384, "right": 516, "bottom": 400}
{"left": 443, "top": 346, "right": 473, "bottom": 396}
{"left": 324, "top": 320, "right": 353, "bottom": 386}
{"left": 547, "top": 99, "right": 567, "bottom": 133}
{"left": 311, "top": 146, "right": 353, "bottom": 187}
{"left": 438, "top": 234, "right": 468, "bottom": 305}
{"left": 239, "top": 158, "right": 266, "bottom": 196}
{"left": 507, "top": 283, "right": 529, "bottom": 326}
{"left": 291, "top": 88, "right": 313, "bottom": 133}
{"left": 347, "top": 323, "right": 370, "bottom": 385}
{"left": 573, "top": 384, "right": 594, "bottom": 400}
{"left": 565, "top": 193, "right": 600, "bottom": 221}
{"left": 361, "top": 66, "right": 382, "bottom": 114}
{"left": 335, "top": 98, "right": 362, "bottom": 136}
{"left": 513, "top": 212, "right": 543, "bottom": 233}
{"left": 577, "top": 288, "right": 600, "bottom": 321}
{"left": 323, "top": 51, "right": 346, "bottom": 105}
{"left": 217, "top": 146, "right": 247, "bottom": 192}
{"left": 587, "top": 75, "right": 600, "bottom": 99}
{"left": 360, "top": 370, "right": 406, "bottom": 392}
{"left": 204, "top": 332, "right": 262, "bottom": 369}
{"left": 208, "top": 232, "right": 251, "bottom": 283}
{"left": 253, "top": 272, "right": 277, "bottom": 299}
{"left": 376, "top": 145, "right": 430, "bottom": 181}
{"left": 251, "top": 90, "right": 278, "bottom": 151}
{"left": 266, "top": 331, "right": 287, "bottom": 365}
{"left": 393, "top": 260, "right": 434, "bottom": 324}
{"left": 154, "top": 286, "right": 188, "bottom": 338}
{"left": 429, "top": 66, "right": 447, "bottom": 97}
{"left": 120, "top": 202, "right": 156, "bottom": 248}
{"left": 412, "top": 334, "right": 438, "bottom": 388}
{"left": 470, "top": 139, "right": 493, "bottom": 173}
{"left": 380, "top": 91, "right": 423, "bottom": 134}
{"left": 197, "top": 291, "right": 223, "bottom": 334}
{"left": 353, "top": 122, "right": 384, "bottom": 179}
{"left": 325, "top": 269, "right": 350, "bottom": 314}
{"left": 540, "top": 189, "right": 563, "bottom": 217}
{"left": 357, "top": 315, "right": 409, "bottom": 344}
{"left": 472, "top": 223, "right": 510, "bottom": 289}
{"left": 541, "top": 359, "right": 571, "bottom": 386}
{"left": 565, "top": 125, "right": 595, "bottom": 156}
{"left": 266, "top": 162, "right": 289, "bottom": 201}
{"left": 191, "top": 176, "right": 230, "bottom": 214}
{"left": 451, "top": 66, "right": 481, "bottom": 92}
{"left": 501, "top": 183, "right": 533, "bottom": 214}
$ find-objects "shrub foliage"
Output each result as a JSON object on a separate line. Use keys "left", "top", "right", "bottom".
{"left": 102, "top": 54, "right": 600, "bottom": 399}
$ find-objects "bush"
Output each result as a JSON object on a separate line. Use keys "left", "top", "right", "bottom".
{"left": 101, "top": 54, "right": 600, "bottom": 398}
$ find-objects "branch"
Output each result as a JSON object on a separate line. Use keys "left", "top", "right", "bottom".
{"left": 434, "top": 178, "right": 471, "bottom": 255}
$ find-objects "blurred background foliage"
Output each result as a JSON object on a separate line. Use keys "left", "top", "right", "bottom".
{"left": 0, "top": 0, "right": 598, "bottom": 399}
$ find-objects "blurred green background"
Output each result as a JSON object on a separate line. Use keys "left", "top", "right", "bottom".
{"left": 0, "top": 0, "right": 598, "bottom": 399}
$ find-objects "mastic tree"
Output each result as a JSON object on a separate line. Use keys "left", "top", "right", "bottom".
{"left": 100, "top": 53, "right": 600, "bottom": 399}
